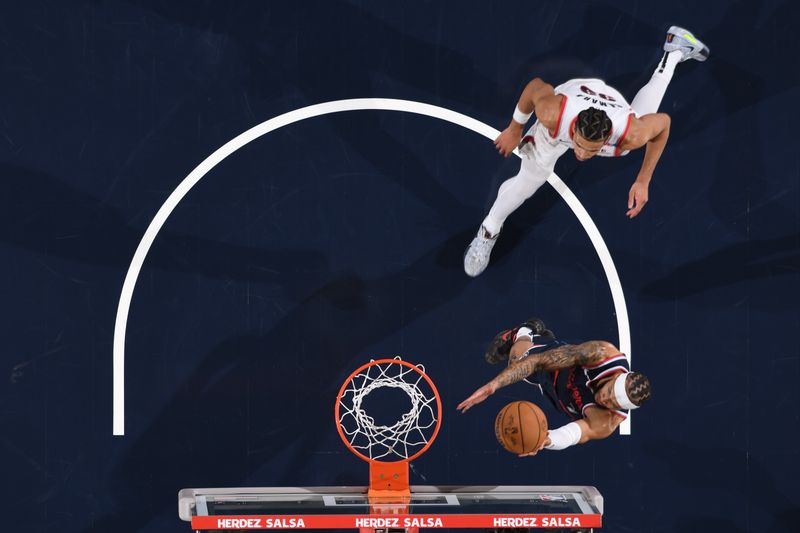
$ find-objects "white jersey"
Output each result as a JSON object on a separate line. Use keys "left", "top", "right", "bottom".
{"left": 551, "top": 78, "right": 635, "bottom": 158}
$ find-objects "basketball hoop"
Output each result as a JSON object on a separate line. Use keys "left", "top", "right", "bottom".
{"left": 335, "top": 357, "right": 442, "bottom": 501}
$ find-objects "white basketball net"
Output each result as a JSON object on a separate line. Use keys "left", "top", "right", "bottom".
{"left": 337, "top": 358, "right": 439, "bottom": 461}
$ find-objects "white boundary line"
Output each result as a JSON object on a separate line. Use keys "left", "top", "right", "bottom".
{"left": 113, "top": 98, "right": 631, "bottom": 436}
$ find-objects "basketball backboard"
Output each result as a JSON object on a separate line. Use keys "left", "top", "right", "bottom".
{"left": 178, "top": 485, "right": 603, "bottom": 531}
{"left": 179, "top": 361, "right": 603, "bottom": 531}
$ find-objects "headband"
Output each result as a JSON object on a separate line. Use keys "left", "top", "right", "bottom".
{"left": 613, "top": 372, "right": 639, "bottom": 410}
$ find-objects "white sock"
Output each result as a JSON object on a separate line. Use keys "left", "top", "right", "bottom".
{"left": 630, "top": 50, "right": 683, "bottom": 115}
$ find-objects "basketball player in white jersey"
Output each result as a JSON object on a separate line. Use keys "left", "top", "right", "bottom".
{"left": 464, "top": 26, "right": 710, "bottom": 277}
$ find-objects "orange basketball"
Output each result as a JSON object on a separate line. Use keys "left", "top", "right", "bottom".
{"left": 495, "top": 401, "right": 548, "bottom": 454}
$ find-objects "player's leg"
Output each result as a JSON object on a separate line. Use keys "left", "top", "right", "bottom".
{"left": 483, "top": 155, "right": 550, "bottom": 236}
{"left": 463, "top": 156, "right": 550, "bottom": 277}
{"left": 464, "top": 122, "right": 568, "bottom": 277}
{"left": 630, "top": 26, "right": 709, "bottom": 116}
{"left": 485, "top": 318, "right": 552, "bottom": 364}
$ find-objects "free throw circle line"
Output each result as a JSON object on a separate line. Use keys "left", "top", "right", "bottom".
{"left": 113, "top": 98, "right": 631, "bottom": 436}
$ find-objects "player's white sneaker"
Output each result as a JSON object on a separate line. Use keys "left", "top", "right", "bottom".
{"left": 664, "top": 26, "right": 710, "bottom": 62}
{"left": 463, "top": 225, "right": 499, "bottom": 277}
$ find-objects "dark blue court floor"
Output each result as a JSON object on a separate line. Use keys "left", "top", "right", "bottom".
{"left": 1, "top": 1, "right": 799, "bottom": 532}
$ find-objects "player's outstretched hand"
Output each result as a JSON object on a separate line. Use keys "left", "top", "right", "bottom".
{"left": 456, "top": 382, "right": 497, "bottom": 413}
{"left": 494, "top": 125, "right": 523, "bottom": 157}
{"left": 626, "top": 181, "right": 649, "bottom": 218}
{"left": 518, "top": 434, "right": 551, "bottom": 457}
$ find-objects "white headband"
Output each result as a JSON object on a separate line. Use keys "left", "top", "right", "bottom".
{"left": 613, "top": 373, "right": 639, "bottom": 410}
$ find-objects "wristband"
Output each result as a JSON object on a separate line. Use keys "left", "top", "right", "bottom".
{"left": 544, "top": 421, "right": 582, "bottom": 450}
{"left": 512, "top": 105, "right": 533, "bottom": 125}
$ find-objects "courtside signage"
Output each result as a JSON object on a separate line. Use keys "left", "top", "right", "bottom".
{"left": 191, "top": 513, "right": 601, "bottom": 529}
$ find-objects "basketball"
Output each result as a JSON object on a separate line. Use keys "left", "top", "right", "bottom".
{"left": 494, "top": 401, "right": 548, "bottom": 454}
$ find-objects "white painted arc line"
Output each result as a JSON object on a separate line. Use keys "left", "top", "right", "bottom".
{"left": 546, "top": 176, "right": 632, "bottom": 434}
{"left": 113, "top": 98, "right": 631, "bottom": 436}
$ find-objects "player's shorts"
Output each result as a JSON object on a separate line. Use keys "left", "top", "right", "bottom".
{"left": 517, "top": 121, "right": 570, "bottom": 172}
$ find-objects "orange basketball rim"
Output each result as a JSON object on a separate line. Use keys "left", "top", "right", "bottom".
{"left": 334, "top": 358, "right": 442, "bottom": 498}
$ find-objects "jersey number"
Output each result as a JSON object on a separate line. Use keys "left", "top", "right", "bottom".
{"left": 580, "top": 85, "right": 616, "bottom": 102}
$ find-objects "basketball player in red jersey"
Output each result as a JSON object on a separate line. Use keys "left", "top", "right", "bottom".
{"left": 464, "top": 26, "right": 709, "bottom": 277}
{"left": 457, "top": 319, "right": 652, "bottom": 454}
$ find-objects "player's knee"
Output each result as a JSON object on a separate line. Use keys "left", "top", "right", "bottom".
{"left": 509, "top": 340, "right": 532, "bottom": 360}
{"left": 514, "top": 168, "right": 548, "bottom": 196}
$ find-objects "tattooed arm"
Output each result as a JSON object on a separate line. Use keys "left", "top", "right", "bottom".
{"left": 498, "top": 340, "right": 616, "bottom": 386}
{"left": 457, "top": 341, "right": 618, "bottom": 413}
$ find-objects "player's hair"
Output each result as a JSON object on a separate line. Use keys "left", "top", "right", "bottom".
{"left": 625, "top": 372, "right": 652, "bottom": 407}
{"left": 576, "top": 108, "right": 612, "bottom": 141}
